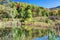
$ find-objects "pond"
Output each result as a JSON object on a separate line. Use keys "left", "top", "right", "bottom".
{"left": 33, "top": 36, "right": 60, "bottom": 40}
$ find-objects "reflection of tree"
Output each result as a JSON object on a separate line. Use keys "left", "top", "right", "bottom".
{"left": 47, "top": 19, "right": 56, "bottom": 40}
{"left": 56, "top": 23, "right": 60, "bottom": 36}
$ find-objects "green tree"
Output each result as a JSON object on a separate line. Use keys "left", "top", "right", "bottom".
{"left": 24, "top": 9, "right": 32, "bottom": 21}
{"left": 0, "top": 5, "right": 18, "bottom": 20}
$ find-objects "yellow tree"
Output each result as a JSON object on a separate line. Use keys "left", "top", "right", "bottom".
{"left": 57, "top": 10, "right": 60, "bottom": 16}
{"left": 51, "top": 9, "right": 58, "bottom": 16}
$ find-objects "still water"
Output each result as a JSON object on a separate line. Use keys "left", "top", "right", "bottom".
{"left": 33, "top": 36, "right": 60, "bottom": 40}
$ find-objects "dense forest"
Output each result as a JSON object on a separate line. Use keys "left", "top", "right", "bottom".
{"left": 0, "top": 1, "right": 60, "bottom": 19}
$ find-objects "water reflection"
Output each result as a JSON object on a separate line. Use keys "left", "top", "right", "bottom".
{"left": 33, "top": 36, "right": 60, "bottom": 40}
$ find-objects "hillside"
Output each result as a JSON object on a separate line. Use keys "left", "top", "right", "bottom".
{"left": 50, "top": 6, "right": 60, "bottom": 10}
{"left": 0, "top": 2, "right": 60, "bottom": 40}
{"left": 0, "top": 2, "right": 60, "bottom": 19}
{"left": 0, "top": 2, "right": 60, "bottom": 29}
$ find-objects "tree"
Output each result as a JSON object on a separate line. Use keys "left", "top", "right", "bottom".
{"left": 24, "top": 9, "right": 32, "bottom": 21}
{"left": 52, "top": 10, "right": 58, "bottom": 16}
{"left": 58, "top": 10, "right": 60, "bottom": 16}
{"left": 0, "top": 5, "right": 18, "bottom": 20}
{"left": 49, "top": 11, "right": 53, "bottom": 16}
{"left": 0, "top": 5, "right": 11, "bottom": 19}
{"left": 0, "top": 0, "right": 12, "bottom": 5}
{"left": 31, "top": 5, "right": 36, "bottom": 17}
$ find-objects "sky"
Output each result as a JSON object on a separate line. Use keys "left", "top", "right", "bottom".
{"left": 12, "top": 0, "right": 60, "bottom": 8}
